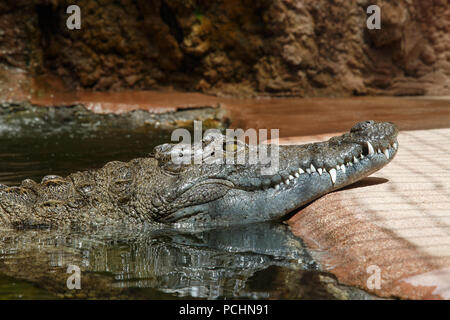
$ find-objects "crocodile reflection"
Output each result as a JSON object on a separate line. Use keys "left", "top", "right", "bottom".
{"left": 0, "top": 222, "right": 319, "bottom": 299}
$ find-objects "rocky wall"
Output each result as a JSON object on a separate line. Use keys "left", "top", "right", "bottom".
{"left": 0, "top": 0, "right": 449, "bottom": 98}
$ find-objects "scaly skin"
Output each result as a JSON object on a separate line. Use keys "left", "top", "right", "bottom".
{"left": 0, "top": 121, "right": 398, "bottom": 230}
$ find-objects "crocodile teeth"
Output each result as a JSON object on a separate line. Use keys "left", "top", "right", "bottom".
{"left": 353, "top": 156, "right": 359, "bottom": 163}
{"left": 294, "top": 172, "right": 300, "bottom": 178}
{"left": 275, "top": 185, "right": 280, "bottom": 190}
{"left": 377, "top": 148, "right": 381, "bottom": 154}
{"left": 318, "top": 168, "right": 323, "bottom": 175}
{"left": 393, "top": 142, "right": 398, "bottom": 149}
{"left": 310, "top": 164, "right": 316, "bottom": 173}
{"left": 285, "top": 179, "right": 290, "bottom": 185}
{"left": 299, "top": 168, "right": 305, "bottom": 174}
{"left": 383, "top": 149, "right": 390, "bottom": 159}
{"left": 336, "top": 165, "right": 340, "bottom": 170}
{"left": 329, "top": 168, "right": 337, "bottom": 185}
{"left": 306, "top": 168, "right": 311, "bottom": 174}
{"left": 288, "top": 175, "right": 294, "bottom": 180}
{"left": 360, "top": 154, "right": 364, "bottom": 159}
{"left": 367, "top": 141, "right": 375, "bottom": 155}
{"left": 340, "top": 164, "right": 346, "bottom": 173}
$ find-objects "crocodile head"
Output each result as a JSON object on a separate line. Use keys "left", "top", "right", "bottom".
{"left": 147, "top": 120, "right": 398, "bottom": 228}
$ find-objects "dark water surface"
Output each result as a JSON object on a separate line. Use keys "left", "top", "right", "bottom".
{"left": 0, "top": 106, "right": 370, "bottom": 299}
{"left": 0, "top": 130, "right": 168, "bottom": 186}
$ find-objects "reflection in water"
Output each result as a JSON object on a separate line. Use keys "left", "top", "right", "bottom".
{"left": 0, "top": 223, "right": 324, "bottom": 299}
{"left": 102, "top": 223, "right": 317, "bottom": 298}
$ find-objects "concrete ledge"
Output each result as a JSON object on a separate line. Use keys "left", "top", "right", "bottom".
{"left": 24, "top": 91, "right": 450, "bottom": 137}
{"left": 287, "top": 128, "right": 450, "bottom": 299}
{"left": 30, "top": 91, "right": 222, "bottom": 114}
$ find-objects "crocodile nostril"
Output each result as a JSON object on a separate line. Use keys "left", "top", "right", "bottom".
{"left": 351, "top": 120, "right": 375, "bottom": 133}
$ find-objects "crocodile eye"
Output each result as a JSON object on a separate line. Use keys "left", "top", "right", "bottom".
{"left": 223, "top": 141, "right": 238, "bottom": 152}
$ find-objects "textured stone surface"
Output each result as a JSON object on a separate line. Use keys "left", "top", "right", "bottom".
{"left": 287, "top": 128, "right": 450, "bottom": 299}
{"left": 0, "top": 0, "right": 449, "bottom": 98}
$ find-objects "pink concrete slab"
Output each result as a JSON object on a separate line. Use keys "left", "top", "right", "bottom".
{"left": 287, "top": 128, "right": 450, "bottom": 299}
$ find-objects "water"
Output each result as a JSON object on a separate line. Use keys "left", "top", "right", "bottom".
{"left": 0, "top": 131, "right": 168, "bottom": 186}
{"left": 0, "top": 104, "right": 370, "bottom": 299}
{"left": 0, "top": 222, "right": 334, "bottom": 299}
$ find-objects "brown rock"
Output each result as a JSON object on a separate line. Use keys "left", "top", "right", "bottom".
{"left": 124, "top": 75, "right": 140, "bottom": 86}
{"left": 0, "top": 0, "right": 449, "bottom": 97}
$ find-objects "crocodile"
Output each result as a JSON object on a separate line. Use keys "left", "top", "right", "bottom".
{"left": 0, "top": 120, "right": 398, "bottom": 230}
